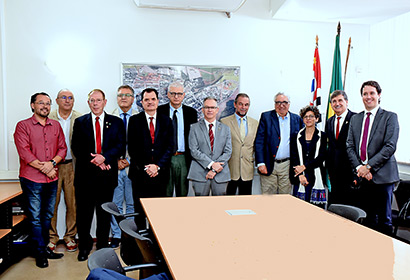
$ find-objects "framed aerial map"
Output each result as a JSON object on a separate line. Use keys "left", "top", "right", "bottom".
{"left": 121, "top": 64, "right": 240, "bottom": 119}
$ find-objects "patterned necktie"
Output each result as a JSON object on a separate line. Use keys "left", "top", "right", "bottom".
{"left": 209, "top": 123, "right": 214, "bottom": 151}
{"left": 360, "top": 112, "right": 371, "bottom": 161}
{"left": 173, "top": 110, "right": 178, "bottom": 153}
{"left": 240, "top": 117, "right": 246, "bottom": 141}
{"left": 95, "top": 116, "right": 101, "bottom": 154}
{"left": 336, "top": 116, "right": 341, "bottom": 140}
{"left": 149, "top": 117, "right": 155, "bottom": 144}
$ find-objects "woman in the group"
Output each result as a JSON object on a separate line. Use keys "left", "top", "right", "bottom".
{"left": 290, "top": 105, "right": 327, "bottom": 207}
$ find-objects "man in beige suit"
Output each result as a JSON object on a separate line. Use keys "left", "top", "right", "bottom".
{"left": 48, "top": 89, "right": 82, "bottom": 252}
{"left": 221, "top": 93, "right": 258, "bottom": 195}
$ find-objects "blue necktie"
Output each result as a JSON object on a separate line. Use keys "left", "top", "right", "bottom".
{"left": 122, "top": 113, "right": 127, "bottom": 129}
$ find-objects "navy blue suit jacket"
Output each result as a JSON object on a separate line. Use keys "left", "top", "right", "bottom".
{"left": 72, "top": 112, "right": 126, "bottom": 188}
{"left": 255, "top": 110, "right": 303, "bottom": 175}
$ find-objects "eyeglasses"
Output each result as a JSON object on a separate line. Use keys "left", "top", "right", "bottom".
{"left": 89, "top": 98, "right": 104, "bottom": 104}
{"left": 169, "top": 92, "right": 184, "bottom": 97}
{"left": 303, "top": 115, "right": 316, "bottom": 119}
{"left": 36, "top": 101, "right": 51, "bottom": 106}
{"left": 203, "top": 106, "right": 218, "bottom": 110}
{"left": 117, "top": 94, "right": 133, "bottom": 98}
{"left": 59, "top": 96, "right": 74, "bottom": 101}
{"left": 275, "top": 101, "right": 290, "bottom": 106}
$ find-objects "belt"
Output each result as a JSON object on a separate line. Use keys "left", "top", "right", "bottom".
{"left": 173, "top": 152, "right": 185, "bottom": 156}
{"left": 275, "top": 157, "right": 290, "bottom": 163}
{"left": 60, "top": 159, "right": 73, "bottom": 164}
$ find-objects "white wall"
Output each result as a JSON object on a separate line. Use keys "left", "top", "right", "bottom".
{"left": 368, "top": 11, "right": 410, "bottom": 164}
{"left": 1, "top": 0, "right": 370, "bottom": 178}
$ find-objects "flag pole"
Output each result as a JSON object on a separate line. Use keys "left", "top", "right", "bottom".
{"left": 343, "top": 37, "right": 352, "bottom": 89}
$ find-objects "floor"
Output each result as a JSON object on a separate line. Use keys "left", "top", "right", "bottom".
{"left": 0, "top": 242, "right": 141, "bottom": 280}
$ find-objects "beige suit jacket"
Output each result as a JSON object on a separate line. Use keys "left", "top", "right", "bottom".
{"left": 221, "top": 114, "right": 258, "bottom": 181}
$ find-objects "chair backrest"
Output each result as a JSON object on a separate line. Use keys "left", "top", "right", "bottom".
{"left": 119, "top": 219, "right": 164, "bottom": 278}
{"left": 87, "top": 248, "right": 126, "bottom": 275}
{"left": 328, "top": 204, "right": 367, "bottom": 222}
{"left": 101, "top": 202, "right": 121, "bottom": 217}
{"left": 120, "top": 219, "right": 143, "bottom": 265}
{"left": 395, "top": 180, "right": 410, "bottom": 210}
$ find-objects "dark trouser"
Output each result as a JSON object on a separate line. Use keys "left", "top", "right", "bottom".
{"left": 226, "top": 178, "right": 253, "bottom": 195}
{"left": 328, "top": 180, "right": 361, "bottom": 207}
{"left": 76, "top": 178, "right": 114, "bottom": 251}
{"left": 166, "top": 154, "right": 188, "bottom": 197}
{"left": 19, "top": 177, "right": 58, "bottom": 256}
{"left": 359, "top": 181, "right": 394, "bottom": 236}
{"left": 132, "top": 171, "right": 167, "bottom": 230}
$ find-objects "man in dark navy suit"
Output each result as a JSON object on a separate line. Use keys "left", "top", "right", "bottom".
{"left": 255, "top": 93, "right": 303, "bottom": 194}
{"left": 72, "top": 89, "right": 125, "bottom": 261}
{"left": 128, "top": 88, "right": 174, "bottom": 229}
{"left": 325, "top": 90, "right": 356, "bottom": 205}
{"left": 347, "top": 81, "right": 400, "bottom": 235}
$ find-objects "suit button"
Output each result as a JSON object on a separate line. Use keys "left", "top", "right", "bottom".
{"left": 151, "top": 149, "right": 154, "bottom": 152}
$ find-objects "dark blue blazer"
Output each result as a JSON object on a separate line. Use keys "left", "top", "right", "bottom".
{"left": 71, "top": 112, "right": 126, "bottom": 188}
{"left": 255, "top": 110, "right": 303, "bottom": 175}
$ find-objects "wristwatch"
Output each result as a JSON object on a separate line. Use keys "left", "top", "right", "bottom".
{"left": 50, "top": 159, "right": 57, "bottom": 167}
{"left": 365, "top": 164, "right": 371, "bottom": 170}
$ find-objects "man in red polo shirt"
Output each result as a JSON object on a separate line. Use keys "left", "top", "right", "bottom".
{"left": 14, "top": 92, "right": 67, "bottom": 268}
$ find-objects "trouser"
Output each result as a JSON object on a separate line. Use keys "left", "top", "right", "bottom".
{"left": 166, "top": 154, "right": 188, "bottom": 197}
{"left": 226, "top": 178, "right": 253, "bottom": 195}
{"left": 49, "top": 162, "right": 77, "bottom": 244}
{"left": 19, "top": 177, "right": 57, "bottom": 256}
{"left": 111, "top": 169, "right": 134, "bottom": 239}
{"left": 191, "top": 180, "right": 228, "bottom": 196}
{"left": 260, "top": 160, "right": 291, "bottom": 194}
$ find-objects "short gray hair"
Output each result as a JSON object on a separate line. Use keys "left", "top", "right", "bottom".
{"left": 274, "top": 92, "right": 290, "bottom": 102}
{"left": 203, "top": 96, "right": 218, "bottom": 106}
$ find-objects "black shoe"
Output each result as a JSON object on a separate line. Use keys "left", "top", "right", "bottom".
{"left": 110, "top": 238, "right": 121, "bottom": 249}
{"left": 46, "top": 247, "right": 64, "bottom": 259}
{"left": 36, "top": 256, "right": 49, "bottom": 268}
{"left": 77, "top": 249, "right": 89, "bottom": 262}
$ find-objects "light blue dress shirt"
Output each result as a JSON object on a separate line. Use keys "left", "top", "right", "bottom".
{"left": 275, "top": 112, "right": 290, "bottom": 160}
{"left": 169, "top": 106, "right": 185, "bottom": 152}
{"left": 235, "top": 113, "right": 248, "bottom": 136}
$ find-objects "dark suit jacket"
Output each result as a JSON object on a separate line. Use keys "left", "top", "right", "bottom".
{"left": 71, "top": 112, "right": 126, "bottom": 188}
{"left": 346, "top": 107, "right": 400, "bottom": 185}
{"left": 325, "top": 110, "right": 356, "bottom": 184}
{"left": 255, "top": 110, "right": 304, "bottom": 175}
{"left": 127, "top": 112, "right": 174, "bottom": 196}
{"left": 290, "top": 128, "right": 327, "bottom": 187}
{"left": 157, "top": 103, "right": 198, "bottom": 167}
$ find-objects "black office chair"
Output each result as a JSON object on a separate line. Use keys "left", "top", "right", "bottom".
{"left": 87, "top": 247, "right": 158, "bottom": 276}
{"left": 101, "top": 202, "right": 139, "bottom": 225}
{"left": 119, "top": 216, "right": 143, "bottom": 266}
{"left": 119, "top": 219, "right": 168, "bottom": 279}
{"left": 328, "top": 204, "right": 367, "bottom": 223}
{"left": 392, "top": 180, "right": 410, "bottom": 237}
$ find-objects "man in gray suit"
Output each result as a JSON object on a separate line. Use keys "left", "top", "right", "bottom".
{"left": 188, "top": 97, "right": 232, "bottom": 196}
{"left": 346, "top": 80, "right": 399, "bottom": 235}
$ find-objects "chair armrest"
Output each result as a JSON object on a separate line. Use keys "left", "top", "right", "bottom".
{"left": 124, "top": 263, "right": 158, "bottom": 272}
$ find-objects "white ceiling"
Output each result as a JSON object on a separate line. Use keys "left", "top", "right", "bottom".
{"left": 270, "top": 0, "right": 410, "bottom": 24}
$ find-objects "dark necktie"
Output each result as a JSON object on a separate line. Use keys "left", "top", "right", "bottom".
{"left": 122, "top": 113, "right": 127, "bottom": 129}
{"left": 173, "top": 110, "right": 178, "bottom": 153}
{"left": 209, "top": 123, "right": 214, "bottom": 151}
{"left": 95, "top": 116, "right": 101, "bottom": 154}
{"left": 360, "top": 112, "right": 371, "bottom": 161}
{"left": 149, "top": 117, "right": 155, "bottom": 144}
{"left": 336, "top": 116, "right": 341, "bottom": 140}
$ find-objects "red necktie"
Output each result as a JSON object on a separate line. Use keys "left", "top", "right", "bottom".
{"left": 149, "top": 117, "right": 155, "bottom": 144}
{"left": 360, "top": 112, "right": 371, "bottom": 161}
{"left": 336, "top": 116, "right": 341, "bottom": 140}
{"left": 209, "top": 124, "right": 214, "bottom": 151}
{"left": 95, "top": 116, "right": 101, "bottom": 154}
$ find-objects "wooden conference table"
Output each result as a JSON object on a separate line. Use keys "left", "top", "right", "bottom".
{"left": 141, "top": 195, "right": 410, "bottom": 280}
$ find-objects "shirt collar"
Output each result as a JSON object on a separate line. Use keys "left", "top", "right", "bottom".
{"left": 235, "top": 113, "right": 247, "bottom": 122}
{"left": 119, "top": 107, "right": 133, "bottom": 116}
{"left": 366, "top": 105, "right": 379, "bottom": 116}
{"left": 204, "top": 119, "right": 216, "bottom": 127}
{"left": 30, "top": 114, "right": 52, "bottom": 125}
{"left": 57, "top": 110, "right": 73, "bottom": 121}
{"left": 276, "top": 112, "right": 289, "bottom": 120}
{"left": 91, "top": 111, "right": 105, "bottom": 121}
{"left": 336, "top": 109, "right": 348, "bottom": 119}
{"left": 145, "top": 112, "right": 157, "bottom": 120}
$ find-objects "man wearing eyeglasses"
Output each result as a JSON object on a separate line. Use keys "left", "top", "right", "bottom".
{"left": 14, "top": 92, "right": 67, "bottom": 268}
{"left": 187, "top": 97, "right": 232, "bottom": 196}
{"left": 71, "top": 89, "right": 125, "bottom": 261}
{"left": 108, "top": 85, "right": 138, "bottom": 249}
{"left": 157, "top": 82, "right": 198, "bottom": 197}
{"left": 255, "top": 93, "right": 303, "bottom": 194}
{"left": 47, "top": 89, "right": 82, "bottom": 254}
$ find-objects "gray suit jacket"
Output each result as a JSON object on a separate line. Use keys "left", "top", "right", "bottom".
{"left": 187, "top": 119, "right": 232, "bottom": 183}
{"left": 346, "top": 107, "right": 400, "bottom": 184}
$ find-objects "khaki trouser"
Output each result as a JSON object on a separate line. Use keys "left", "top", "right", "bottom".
{"left": 49, "top": 162, "right": 77, "bottom": 243}
{"left": 260, "top": 160, "right": 292, "bottom": 194}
